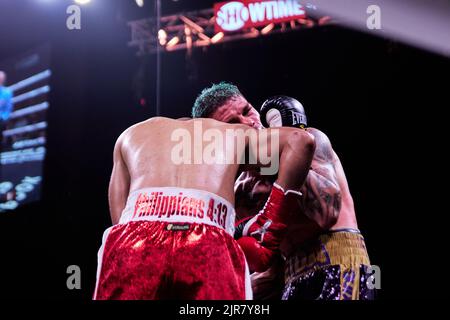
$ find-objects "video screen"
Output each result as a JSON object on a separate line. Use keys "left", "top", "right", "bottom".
{"left": 0, "top": 45, "right": 51, "bottom": 212}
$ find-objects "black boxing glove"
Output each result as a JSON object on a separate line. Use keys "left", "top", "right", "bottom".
{"left": 260, "top": 96, "right": 308, "bottom": 128}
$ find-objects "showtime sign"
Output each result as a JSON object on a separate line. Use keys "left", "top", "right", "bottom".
{"left": 214, "top": 0, "right": 306, "bottom": 32}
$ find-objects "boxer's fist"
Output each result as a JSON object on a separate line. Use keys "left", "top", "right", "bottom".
{"left": 237, "top": 236, "right": 277, "bottom": 272}
{"left": 243, "top": 213, "right": 287, "bottom": 251}
{"left": 242, "top": 183, "right": 300, "bottom": 250}
{"left": 237, "top": 184, "right": 302, "bottom": 272}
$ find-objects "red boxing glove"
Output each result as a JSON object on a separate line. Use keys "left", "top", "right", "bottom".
{"left": 243, "top": 183, "right": 301, "bottom": 251}
{"left": 237, "top": 236, "right": 276, "bottom": 273}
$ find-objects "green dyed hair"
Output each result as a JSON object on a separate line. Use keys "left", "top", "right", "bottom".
{"left": 191, "top": 82, "right": 242, "bottom": 118}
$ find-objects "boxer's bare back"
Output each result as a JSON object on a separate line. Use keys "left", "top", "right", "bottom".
{"left": 109, "top": 117, "right": 247, "bottom": 224}
{"left": 109, "top": 117, "right": 314, "bottom": 225}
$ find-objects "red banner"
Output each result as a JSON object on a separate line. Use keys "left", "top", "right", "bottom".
{"left": 214, "top": 0, "right": 306, "bottom": 32}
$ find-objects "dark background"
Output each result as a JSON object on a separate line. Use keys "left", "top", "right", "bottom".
{"left": 0, "top": 0, "right": 448, "bottom": 299}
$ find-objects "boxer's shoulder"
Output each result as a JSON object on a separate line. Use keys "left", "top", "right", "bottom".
{"left": 307, "top": 127, "right": 335, "bottom": 163}
{"left": 123, "top": 117, "right": 170, "bottom": 134}
{"left": 113, "top": 117, "right": 164, "bottom": 149}
{"left": 306, "top": 127, "right": 330, "bottom": 143}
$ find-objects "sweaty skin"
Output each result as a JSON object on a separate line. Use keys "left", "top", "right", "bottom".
{"left": 235, "top": 127, "right": 358, "bottom": 256}
{"left": 108, "top": 117, "right": 315, "bottom": 225}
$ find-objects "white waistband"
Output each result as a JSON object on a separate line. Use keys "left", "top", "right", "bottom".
{"left": 119, "top": 187, "right": 236, "bottom": 236}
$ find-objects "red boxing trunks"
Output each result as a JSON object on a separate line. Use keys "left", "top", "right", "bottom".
{"left": 93, "top": 187, "right": 252, "bottom": 300}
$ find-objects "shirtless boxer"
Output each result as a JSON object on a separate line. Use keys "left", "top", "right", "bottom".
{"left": 251, "top": 96, "right": 374, "bottom": 300}
{"left": 194, "top": 85, "right": 374, "bottom": 300}
{"left": 93, "top": 115, "right": 315, "bottom": 300}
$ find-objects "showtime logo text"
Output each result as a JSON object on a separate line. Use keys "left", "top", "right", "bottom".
{"left": 215, "top": 0, "right": 306, "bottom": 32}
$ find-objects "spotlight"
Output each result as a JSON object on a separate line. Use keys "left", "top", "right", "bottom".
{"left": 185, "top": 26, "right": 192, "bottom": 50}
{"left": 166, "top": 36, "right": 180, "bottom": 49}
{"left": 158, "top": 29, "right": 167, "bottom": 46}
{"left": 318, "top": 16, "right": 331, "bottom": 25}
{"left": 74, "top": 0, "right": 91, "bottom": 5}
{"left": 298, "top": 18, "right": 314, "bottom": 27}
{"left": 135, "top": 0, "right": 144, "bottom": 7}
{"left": 261, "top": 23, "right": 275, "bottom": 35}
{"left": 211, "top": 32, "right": 224, "bottom": 43}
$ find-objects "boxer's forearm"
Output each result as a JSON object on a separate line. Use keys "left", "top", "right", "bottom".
{"left": 276, "top": 130, "right": 315, "bottom": 191}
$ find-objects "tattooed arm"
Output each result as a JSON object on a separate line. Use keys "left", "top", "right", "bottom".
{"left": 300, "top": 128, "right": 342, "bottom": 230}
{"left": 234, "top": 128, "right": 342, "bottom": 229}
